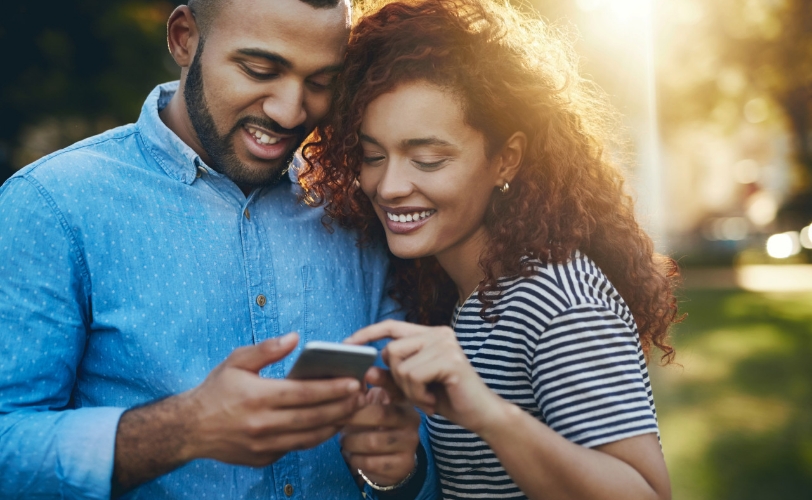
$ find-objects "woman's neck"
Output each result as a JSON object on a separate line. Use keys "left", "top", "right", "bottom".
{"left": 435, "top": 227, "right": 489, "bottom": 305}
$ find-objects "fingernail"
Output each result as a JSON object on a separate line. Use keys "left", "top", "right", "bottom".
{"left": 347, "top": 380, "right": 360, "bottom": 392}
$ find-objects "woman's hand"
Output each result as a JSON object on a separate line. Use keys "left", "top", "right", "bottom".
{"left": 345, "top": 320, "right": 508, "bottom": 434}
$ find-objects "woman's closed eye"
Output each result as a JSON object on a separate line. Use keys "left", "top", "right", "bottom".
{"left": 412, "top": 158, "right": 448, "bottom": 170}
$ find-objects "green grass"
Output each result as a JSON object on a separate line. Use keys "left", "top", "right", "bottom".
{"left": 650, "top": 290, "right": 812, "bottom": 500}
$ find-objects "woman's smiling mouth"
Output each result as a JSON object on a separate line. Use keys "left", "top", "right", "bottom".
{"left": 381, "top": 207, "right": 436, "bottom": 234}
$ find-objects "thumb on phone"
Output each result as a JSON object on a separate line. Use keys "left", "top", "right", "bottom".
{"left": 224, "top": 332, "right": 299, "bottom": 373}
{"left": 365, "top": 367, "right": 405, "bottom": 403}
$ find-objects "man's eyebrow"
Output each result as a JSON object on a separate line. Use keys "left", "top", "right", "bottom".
{"left": 236, "top": 48, "right": 292, "bottom": 68}
{"left": 236, "top": 48, "right": 342, "bottom": 74}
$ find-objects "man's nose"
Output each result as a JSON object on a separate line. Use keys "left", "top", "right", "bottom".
{"left": 262, "top": 81, "right": 307, "bottom": 131}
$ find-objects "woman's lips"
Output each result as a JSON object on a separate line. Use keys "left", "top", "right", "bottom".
{"left": 241, "top": 125, "right": 294, "bottom": 161}
{"left": 381, "top": 207, "right": 436, "bottom": 234}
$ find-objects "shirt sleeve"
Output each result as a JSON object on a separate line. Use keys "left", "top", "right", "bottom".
{"left": 531, "top": 305, "right": 659, "bottom": 448}
{"left": 0, "top": 176, "right": 125, "bottom": 499}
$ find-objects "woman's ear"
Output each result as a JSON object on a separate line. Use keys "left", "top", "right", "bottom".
{"left": 494, "top": 131, "right": 526, "bottom": 188}
{"left": 167, "top": 6, "right": 200, "bottom": 69}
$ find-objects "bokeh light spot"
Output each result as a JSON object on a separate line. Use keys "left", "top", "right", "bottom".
{"left": 744, "top": 97, "right": 770, "bottom": 124}
{"left": 766, "top": 232, "right": 800, "bottom": 259}
{"left": 734, "top": 159, "right": 760, "bottom": 184}
{"left": 746, "top": 191, "right": 778, "bottom": 226}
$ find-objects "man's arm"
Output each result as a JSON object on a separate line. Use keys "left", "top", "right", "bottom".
{"left": 0, "top": 176, "right": 123, "bottom": 498}
{"left": 0, "top": 177, "right": 365, "bottom": 498}
{"left": 112, "top": 334, "right": 365, "bottom": 493}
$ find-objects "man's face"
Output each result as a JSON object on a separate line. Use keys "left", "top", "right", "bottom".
{"left": 185, "top": 0, "right": 350, "bottom": 189}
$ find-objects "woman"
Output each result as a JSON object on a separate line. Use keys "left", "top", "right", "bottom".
{"left": 301, "top": 0, "right": 680, "bottom": 498}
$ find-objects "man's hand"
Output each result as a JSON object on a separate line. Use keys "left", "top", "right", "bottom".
{"left": 340, "top": 367, "right": 422, "bottom": 488}
{"left": 113, "top": 333, "right": 364, "bottom": 493}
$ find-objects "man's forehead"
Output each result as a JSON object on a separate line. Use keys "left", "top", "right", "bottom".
{"left": 201, "top": 0, "right": 351, "bottom": 69}
{"left": 207, "top": 0, "right": 351, "bottom": 32}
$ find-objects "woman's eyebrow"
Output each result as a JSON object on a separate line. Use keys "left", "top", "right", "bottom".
{"left": 359, "top": 133, "right": 457, "bottom": 150}
{"left": 402, "top": 137, "right": 455, "bottom": 149}
{"left": 359, "top": 133, "right": 381, "bottom": 146}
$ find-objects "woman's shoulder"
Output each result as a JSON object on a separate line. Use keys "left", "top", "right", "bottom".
{"left": 493, "top": 251, "right": 632, "bottom": 325}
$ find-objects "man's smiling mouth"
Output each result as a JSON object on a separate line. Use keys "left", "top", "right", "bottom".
{"left": 245, "top": 125, "right": 281, "bottom": 145}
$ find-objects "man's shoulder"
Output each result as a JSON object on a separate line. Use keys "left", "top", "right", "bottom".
{"left": 12, "top": 123, "right": 144, "bottom": 187}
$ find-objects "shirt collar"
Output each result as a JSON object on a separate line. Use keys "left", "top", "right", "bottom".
{"left": 136, "top": 81, "right": 301, "bottom": 188}
{"left": 136, "top": 82, "right": 201, "bottom": 185}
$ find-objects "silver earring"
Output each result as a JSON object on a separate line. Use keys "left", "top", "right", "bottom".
{"left": 499, "top": 181, "right": 510, "bottom": 194}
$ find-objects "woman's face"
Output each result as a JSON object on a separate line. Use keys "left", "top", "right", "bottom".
{"left": 359, "top": 80, "right": 504, "bottom": 263}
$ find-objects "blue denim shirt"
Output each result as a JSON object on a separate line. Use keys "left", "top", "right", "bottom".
{"left": 0, "top": 82, "right": 437, "bottom": 500}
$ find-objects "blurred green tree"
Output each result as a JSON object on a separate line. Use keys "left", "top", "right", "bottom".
{"left": 0, "top": 0, "right": 179, "bottom": 184}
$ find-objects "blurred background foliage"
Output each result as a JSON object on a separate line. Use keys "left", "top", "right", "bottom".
{"left": 0, "top": 0, "right": 179, "bottom": 181}
{"left": 1, "top": 0, "right": 811, "bottom": 498}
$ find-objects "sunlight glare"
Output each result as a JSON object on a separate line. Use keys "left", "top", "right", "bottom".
{"left": 576, "top": 0, "right": 602, "bottom": 12}
{"left": 609, "top": 0, "right": 649, "bottom": 24}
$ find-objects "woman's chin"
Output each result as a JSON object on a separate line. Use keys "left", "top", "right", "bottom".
{"left": 385, "top": 238, "right": 433, "bottom": 260}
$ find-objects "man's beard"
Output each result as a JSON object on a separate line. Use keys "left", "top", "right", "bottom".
{"left": 184, "top": 41, "right": 306, "bottom": 189}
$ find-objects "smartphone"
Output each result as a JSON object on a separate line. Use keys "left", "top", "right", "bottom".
{"left": 286, "top": 341, "right": 378, "bottom": 382}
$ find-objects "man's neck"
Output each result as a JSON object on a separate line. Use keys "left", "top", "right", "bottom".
{"left": 158, "top": 89, "right": 212, "bottom": 167}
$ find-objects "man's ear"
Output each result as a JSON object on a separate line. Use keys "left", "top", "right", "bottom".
{"left": 494, "top": 131, "right": 526, "bottom": 188}
{"left": 167, "top": 6, "right": 200, "bottom": 69}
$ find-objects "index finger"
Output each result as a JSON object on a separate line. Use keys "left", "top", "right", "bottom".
{"left": 263, "top": 377, "right": 362, "bottom": 408}
{"left": 344, "top": 320, "right": 420, "bottom": 345}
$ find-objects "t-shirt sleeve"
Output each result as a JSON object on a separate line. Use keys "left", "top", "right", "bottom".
{"left": 530, "top": 305, "right": 659, "bottom": 448}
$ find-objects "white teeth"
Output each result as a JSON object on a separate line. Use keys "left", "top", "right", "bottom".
{"left": 387, "top": 210, "right": 434, "bottom": 222}
{"left": 247, "top": 127, "right": 280, "bottom": 145}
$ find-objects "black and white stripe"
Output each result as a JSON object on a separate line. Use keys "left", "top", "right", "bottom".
{"left": 428, "top": 253, "right": 659, "bottom": 499}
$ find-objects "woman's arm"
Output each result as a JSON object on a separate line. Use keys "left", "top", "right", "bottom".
{"left": 346, "top": 320, "right": 671, "bottom": 500}
{"left": 477, "top": 398, "right": 670, "bottom": 500}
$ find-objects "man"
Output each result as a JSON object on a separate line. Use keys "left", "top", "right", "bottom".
{"left": 0, "top": 0, "right": 437, "bottom": 498}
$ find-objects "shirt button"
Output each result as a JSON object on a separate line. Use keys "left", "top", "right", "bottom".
{"left": 244, "top": 208, "right": 251, "bottom": 220}
{"left": 256, "top": 294, "right": 267, "bottom": 307}
{"left": 284, "top": 484, "right": 294, "bottom": 496}
{"left": 195, "top": 166, "right": 205, "bottom": 178}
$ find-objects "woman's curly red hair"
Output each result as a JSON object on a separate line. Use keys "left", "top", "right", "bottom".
{"left": 300, "top": 0, "right": 680, "bottom": 363}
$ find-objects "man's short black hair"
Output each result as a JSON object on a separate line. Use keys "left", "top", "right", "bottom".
{"left": 188, "top": 0, "right": 342, "bottom": 38}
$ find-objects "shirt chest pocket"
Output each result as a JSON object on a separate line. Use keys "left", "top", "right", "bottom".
{"left": 301, "top": 265, "right": 373, "bottom": 344}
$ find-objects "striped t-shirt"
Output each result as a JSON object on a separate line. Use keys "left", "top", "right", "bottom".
{"left": 427, "top": 254, "right": 659, "bottom": 499}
